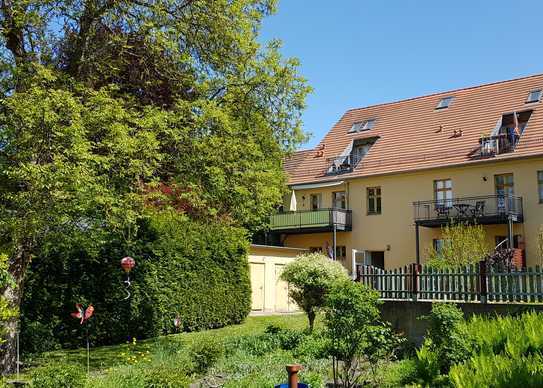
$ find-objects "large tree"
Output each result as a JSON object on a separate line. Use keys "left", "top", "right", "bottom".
{"left": 0, "top": 0, "right": 309, "bottom": 372}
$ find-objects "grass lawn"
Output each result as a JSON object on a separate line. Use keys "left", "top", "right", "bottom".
{"left": 23, "top": 313, "right": 331, "bottom": 387}
{"left": 27, "top": 313, "right": 310, "bottom": 373}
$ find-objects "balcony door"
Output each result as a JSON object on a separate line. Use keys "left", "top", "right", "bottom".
{"left": 310, "top": 194, "right": 322, "bottom": 210}
{"left": 495, "top": 174, "right": 514, "bottom": 212}
{"left": 332, "top": 191, "right": 346, "bottom": 209}
{"left": 434, "top": 179, "right": 452, "bottom": 208}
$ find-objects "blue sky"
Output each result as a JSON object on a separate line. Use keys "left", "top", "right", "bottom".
{"left": 259, "top": 1, "right": 543, "bottom": 149}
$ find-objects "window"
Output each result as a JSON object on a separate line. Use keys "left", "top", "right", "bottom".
{"left": 434, "top": 179, "right": 452, "bottom": 207}
{"left": 310, "top": 194, "right": 322, "bottom": 210}
{"left": 538, "top": 171, "right": 543, "bottom": 203}
{"left": 332, "top": 191, "right": 347, "bottom": 209}
{"left": 436, "top": 96, "right": 454, "bottom": 109}
{"left": 335, "top": 246, "right": 347, "bottom": 261}
{"left": 526, "top": 89, "right": 542, "bottom": 103}
{"left": 309, "top": 247, "right": 322, "bottom": 253}
{"left": 495, "top": 174, "right": 514, "bottom": 196}
{"left": 367, "top": 187, "right": 382, "bottom": 214}
{"left": 349, "top": 119, "right": 375, "bottom": 133}
{"left": 433, "top": 239, "right": 444, "bottom": 254}
{"left": 495, "top": 173, "right": 514, "bottom": 211}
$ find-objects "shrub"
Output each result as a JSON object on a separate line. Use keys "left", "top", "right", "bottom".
{"left": 450, "top": 353, "right": 543, "bottom": 387}
{"left": 323, "top": 279, "right": 385, "bottom": 387}
{"left": 140, "top": 365, "right": 191, "bottom": 388}
{"left": 189, "top": 336, "right": 224, "bottom": 374}
{"left": 30, "top": 363, "right": 86, "bottom": 388}
{"left": 426, "top": 223, "right": 491, "bottom": 267}
{"left": 280, "top": 253, "right": 348, "bottom": 331}
{"left": 21, "top": 211, "right": 251, "bottom": 350}
{"left": 224, "top": 326, "right": 306, "bottom": 357}
{"left": 380, "top": 359, "right": 418, "bottom": 387}
{"left": 421, "top": 303, "right": 471, "bottom": 373}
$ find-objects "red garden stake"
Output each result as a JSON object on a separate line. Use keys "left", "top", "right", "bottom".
{"left": 121, "top": 256, "right": 136, "bottom": 300}
{"left": 71, "top": 303, "right": 95, "bottom": 374}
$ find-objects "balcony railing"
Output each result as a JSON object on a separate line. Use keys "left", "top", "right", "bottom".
{"left": 479, "top": 133, "right": 519, "bottom": 157}
{"left": 325, "top": 154, "right": 362, "bottom": 175}
{"left": 269, "top": 208, "right": 352, "bottom": 234}
{"left": 413, "top": 195, "right": 523, "bottom": 227}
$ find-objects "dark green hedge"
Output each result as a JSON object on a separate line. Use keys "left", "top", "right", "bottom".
{"left": 20, "top": 212, "right": 251, "bottom": 353}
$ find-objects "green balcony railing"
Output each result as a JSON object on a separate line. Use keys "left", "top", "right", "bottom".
{"left": 269, "top": 208, "right": 352, "bottom": 233}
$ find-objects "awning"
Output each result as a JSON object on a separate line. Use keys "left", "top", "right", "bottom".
{"left": 290, "top": 180, "right": 345, "bottom": 190}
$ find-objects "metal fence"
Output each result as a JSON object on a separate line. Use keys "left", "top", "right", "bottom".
{"left": 357, "top": 262, "right": 543, "bottom": 303}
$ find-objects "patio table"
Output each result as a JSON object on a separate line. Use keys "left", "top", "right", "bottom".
{"left": 454, "top": 203, "right": 472, "bottom": 218}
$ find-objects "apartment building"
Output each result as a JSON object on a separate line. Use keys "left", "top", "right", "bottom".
{"left": 268, "top": 74, "right": 543, "bottom": 274}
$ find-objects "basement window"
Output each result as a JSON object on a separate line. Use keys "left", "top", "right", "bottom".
{"left": 349, "top": 119, "right": 375, "bottom": 133}
{"left": 436, "top": 96, "right": 454, "bottom": 110}
{"left": 526, "top": 89, "right": 542, "bottom": 104}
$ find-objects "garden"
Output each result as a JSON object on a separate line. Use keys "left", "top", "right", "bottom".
{"left": 12, "top": 253, "right": 543, "bottom": 387}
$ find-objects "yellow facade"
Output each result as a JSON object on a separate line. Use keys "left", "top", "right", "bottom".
{"left": 282, "top": 157, "right": 543, "bottom": 271}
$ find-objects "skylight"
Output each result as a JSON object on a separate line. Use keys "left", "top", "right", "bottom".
{"left": 526, "top": 89, "right": 542, "bottom": 104}
{"left": 436, "top": 96, "right": 454, "bottom": 110}
{"left": 349, "top": 119, "right": 375, "bottom": 133}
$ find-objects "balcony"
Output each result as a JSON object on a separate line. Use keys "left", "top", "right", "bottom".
{"left": 269, "top": 208, "right": 352, "bottom": 234}
{"left": 478, "top": 133, "right": 519, "bottom": 157}
{"left": 325, "top": 155, "right": 361, "bottom": 175}
{"left": 413, "top": 195, "right": 523, "bottom": 227}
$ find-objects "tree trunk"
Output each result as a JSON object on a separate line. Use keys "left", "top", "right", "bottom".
{"left": 0, "top": 283, "right": 22, "bottom": 374}
{"left": 0, "top": 248, "right": 31, "bottom": 375}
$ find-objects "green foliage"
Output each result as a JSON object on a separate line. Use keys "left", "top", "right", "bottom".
{"left": 189, "top": 336, "right": 224, "bottom": 374}
{"left": 30, "top": 363, "right": 86, "bottom": 388}
{"left": 323, "top": 279, "right": 395, "bottom": 387}
{"left": 90, "top": 364, "right": 191, "bottom": 388}
{"left": 380, "top": 359, "right": 418, "bottom": 388}
{"left": 450, "top": 353, "right": 543, "bottom": 388}
{"left": 21, "top": 212, "right": 251, "bottom": 350}
{"left": 0, "top": 0, "right": 310, "bottom": 371}
{"left": 0, "top": 254, "right": 17, "bottom": 344}
{"left": 28, "top": 315, "right": 331, "bottom": 388}
{"left": 415, "top": 303, "right": 470, "bottom": 383}
{"left": 408, "top": 310, "right": 543, "bottom": 387}
{"left": 426, "top": 223, "right": 491, "bottom": 267}
{"left": 280, "top": 253, "right": 348, "bottom": 331}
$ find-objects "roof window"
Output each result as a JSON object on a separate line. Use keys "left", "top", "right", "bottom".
{"left": 349, "top": 119, "right": 375, "bottom": 133}
{"left": 526, "top": 89, "right": 542, "bottom": 104}
{"left": 436, "top": 96, "right": 454, "bottom": 110}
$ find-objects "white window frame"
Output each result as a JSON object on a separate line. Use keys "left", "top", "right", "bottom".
{"left": 436, "top": 96, "right": 454, "bottom": 109}
{"left": 526, "top": 89, "right": 542, "bottom": 104}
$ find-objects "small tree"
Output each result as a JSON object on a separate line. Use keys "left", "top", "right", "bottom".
{"left": 426, "top": 223, "right": 491, "bottom": 267}
{"left": 323, "top": 280, "right": 399, "bottom": 388}
{"left": 280, "top": 253, "right": 347, "bottom": 331}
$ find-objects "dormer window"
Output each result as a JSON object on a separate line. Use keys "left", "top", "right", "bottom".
{"left": 349, "top": 119, "right": 375, "bottom": 133}
{"left": 436, "top": 96, "right": 454, "bottom": 110}
{"left": 526, "top": 89, "right": 542, "bottom": 104}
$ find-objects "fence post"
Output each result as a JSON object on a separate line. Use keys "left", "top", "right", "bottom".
{"left": 410, "top": 263, "right": 420, "bottom": 302}
{"left": 479, "top": 260, "right": 487, "bottom": 304}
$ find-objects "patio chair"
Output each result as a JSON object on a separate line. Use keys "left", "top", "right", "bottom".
{"left": 435, "top": 204, "right": 450, "bottom": 218}
{"left": 471, "top": 200, "right": 485, "bottom": 218}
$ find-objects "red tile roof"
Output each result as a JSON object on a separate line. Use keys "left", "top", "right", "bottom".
{"left": 285, "top": 74, "right": 543, "bottom": 185}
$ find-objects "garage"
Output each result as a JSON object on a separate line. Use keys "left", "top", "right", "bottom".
{"left": 248, "top": 245, "right": 307, "bottom": 313}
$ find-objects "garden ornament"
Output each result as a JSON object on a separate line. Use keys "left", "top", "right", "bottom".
{"left": 70, "top": 303, "right": 95, "bottom": 374}
{"left": 121, "top": 256, "right": 136, "bottom": 300}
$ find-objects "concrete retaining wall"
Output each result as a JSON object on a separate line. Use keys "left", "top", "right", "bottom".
{"left": 380, "top": 300, "right": 543, "bottom": 344}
